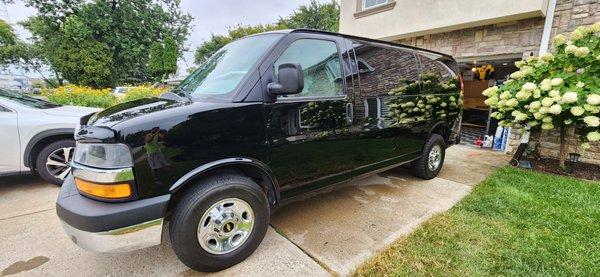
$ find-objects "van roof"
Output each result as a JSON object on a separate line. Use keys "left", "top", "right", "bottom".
{"left": 285, "top": 29, "right": 454, "bottom": 61}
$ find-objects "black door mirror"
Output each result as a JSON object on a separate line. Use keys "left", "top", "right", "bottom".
{"left": 268, "top": 63, "right": 304, "bottom": 95}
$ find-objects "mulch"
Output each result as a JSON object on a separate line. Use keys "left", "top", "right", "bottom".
{"left": 529, "top": 158, "right": 600, "bottom": 182}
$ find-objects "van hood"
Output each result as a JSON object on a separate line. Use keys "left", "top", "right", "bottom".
{"left": 43, "top": 105, "right": 101, "bottom": 117}
{"left": 86, "top": 97, "right": 232, "bottom": 128}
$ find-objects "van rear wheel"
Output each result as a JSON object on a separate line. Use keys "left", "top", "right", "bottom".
{"left": 411, "top": 134, "right": 446, "bottom": 180}
{"left": 169, "top": 174, "right": 269, "bottom": 272}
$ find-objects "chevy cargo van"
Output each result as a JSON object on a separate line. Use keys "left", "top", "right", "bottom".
{"left": 56, "top": 29, "right": 462, "bottom": 272}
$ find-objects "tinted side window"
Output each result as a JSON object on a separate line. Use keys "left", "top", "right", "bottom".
{"left": 275, "top": 39, "right": 343, "bottom": 98}
{"left": 417, "top": 53, "right": 459, "bottom": 95}
{"left": 351, "top": 41, "right": 420, "bottom": 121}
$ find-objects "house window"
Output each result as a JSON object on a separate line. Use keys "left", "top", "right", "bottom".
{"left": 363, "top": 0, "right": 388, "bottom": 10}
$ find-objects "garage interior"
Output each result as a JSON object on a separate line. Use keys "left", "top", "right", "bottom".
{"left": 457, "top": 54, "right": 521, "bottom": 146}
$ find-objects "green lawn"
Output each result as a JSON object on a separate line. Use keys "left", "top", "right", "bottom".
{"left": 355, "top": 167, "right": 600, "bottom": 276}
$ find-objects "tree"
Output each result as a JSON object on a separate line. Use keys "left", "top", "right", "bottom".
{"left": 277, "top": 0, "right": 339, "bottom": 32}
{"left": 194, "top": 0, "right": 339, "bottom": 64}
{"left": 482, "top": 22, "right": 600, "bottom": 168}
{"left": 21, "top": 0, "right": 192, "bottom": 88}
{"left": 148, "top": 35, "right": 179, "bottom": 81}
{"left": 0, "top": 19, "right": 18, "bottom": 66}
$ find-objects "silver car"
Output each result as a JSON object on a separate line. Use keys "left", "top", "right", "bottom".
{"left": 0, "top": 89, "right": 99, "bottom": 185}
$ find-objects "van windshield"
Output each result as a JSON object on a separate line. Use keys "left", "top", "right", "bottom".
{"left": 177, "top": 33, "right": 283, "bottom": 100}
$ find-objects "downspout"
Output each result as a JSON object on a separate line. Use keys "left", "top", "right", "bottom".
{"left": 539, "top": 0, "right": 558, "bottom": 55}
{"left": 510, "top": 0, "right": 558, "bottom": 154}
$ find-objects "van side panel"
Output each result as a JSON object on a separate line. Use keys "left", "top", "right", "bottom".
{"left": 349, "top": 39, "right": 425, "bottom": 176}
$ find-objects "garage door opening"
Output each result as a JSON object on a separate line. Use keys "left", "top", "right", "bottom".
{"left": 457, "top": 54, "right": 522, "bottom": 146}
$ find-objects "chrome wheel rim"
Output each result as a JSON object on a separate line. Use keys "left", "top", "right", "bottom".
{"left": 46, "top": 147, "right": 74, "bottom": 180}
{"left": 428, "top": 145, "right": 442, "bottom": 171}
{"left": 197, "top": 198, "right": 254, "bottom": 255}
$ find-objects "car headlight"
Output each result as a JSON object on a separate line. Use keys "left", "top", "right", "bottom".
{"left": 73, "top": 143, "right": 133, "bottom": 168}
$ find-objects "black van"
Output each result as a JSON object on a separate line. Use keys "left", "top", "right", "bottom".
{"left": 56, "top": 29, "right": 462, "bottom": 272}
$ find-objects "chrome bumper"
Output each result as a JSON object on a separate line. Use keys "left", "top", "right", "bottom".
{"left": 60, "top": 218, "right": 164, "bottom": 253}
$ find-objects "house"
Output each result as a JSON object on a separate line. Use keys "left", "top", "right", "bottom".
{"left": 339, "top": 0, "right": 600, "bottom": 164}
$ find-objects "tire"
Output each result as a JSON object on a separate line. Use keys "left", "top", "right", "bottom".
{"left": 35, "top": 139, "right": 75, "bottom": 186}
{"left": 169, "top": 174, "right": 270, "bottom": 272}
{"left": 411, "top": 134, "right": 446, "bottom": 180}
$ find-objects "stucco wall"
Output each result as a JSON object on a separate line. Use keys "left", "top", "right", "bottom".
{"left": 339, "top": 0, "right": 549, "bottom": 41}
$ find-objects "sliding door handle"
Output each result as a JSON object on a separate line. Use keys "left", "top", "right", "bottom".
{"left": 346, "top": 103, "right": 354, "bottom": 124}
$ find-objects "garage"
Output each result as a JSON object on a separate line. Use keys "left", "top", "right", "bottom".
{"left": 456, "top": 54, "right": 523, "bottom": 147}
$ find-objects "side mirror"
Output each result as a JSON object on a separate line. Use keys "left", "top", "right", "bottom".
{"left": 268, "top": 63, "right": 304, "bottom": 95}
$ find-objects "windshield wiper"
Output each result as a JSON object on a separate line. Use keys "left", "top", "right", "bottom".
{"left": 160, "top": 88, "right": 192, "bottom": 103}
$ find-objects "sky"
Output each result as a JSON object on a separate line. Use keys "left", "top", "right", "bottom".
{"left": 3, "top": 0, "right": 313, "bottom": 76}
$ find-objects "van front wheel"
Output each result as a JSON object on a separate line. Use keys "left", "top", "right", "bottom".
{"left": 411, "top": 134, "right": 446, "bottom": 180}
{"left": 169, "top": 174, "right": 269, "bottom": 272}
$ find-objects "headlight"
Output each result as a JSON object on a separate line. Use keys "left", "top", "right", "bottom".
{"left": 73, "top": 143, "right": 133, "bottom": 168}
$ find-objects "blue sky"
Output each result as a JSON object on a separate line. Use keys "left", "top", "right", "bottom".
{"left": 5, "top": 0, "right": 312, "bottom": 76}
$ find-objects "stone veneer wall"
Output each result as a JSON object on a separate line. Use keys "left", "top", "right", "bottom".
{"left": 395, "top": 0, "right": 600, "bottom": 164}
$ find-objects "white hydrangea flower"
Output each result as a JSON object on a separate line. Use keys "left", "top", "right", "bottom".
{"left": 587, "top": 94, "right": 600, "bottom": 105}
{"left": 500, "top": 91, "right": 511, "bottom": 100}
{"left": 574, "top": 47, "right": 590, "bottom": 58}
{"left": 510, "top": 71, "right": 525, "bottom": 79}
{"left": 550, "top": 78, "right": 564, "bottom": 87}
{"left": 542, "top": 116, "right": 553, "bottom": 123}
{"left": 440, "top": 102, "right": 447, "bottom": 107}
{"left": 515, "top": 113, "right": 527, "bottom": 122}
{"left": 521, "top": 67, "right": 534, "bottom": 76}
{"left": 565, "top": 44, "right": 578, "bottom": 54}
{"left": 561, "top": 91, "right": 578, "bottom": 103}
{"left": 522, "top": 82, "right": 536, "bottom": 92}
{"left": 587, "top": 131, "right": 600, "bottom": 142}
{"left": 576, "top": 82, "right": 585, "bottom": 88}
{"left": 515, "top": 90, "right": 532, "bottom": 101}
{"left": 540, "top": 53, "right": 554, "bottom": 62}
{"left": 484, "top": 96, "right": 499, "bottom": 106}
{"left": 540, "top": 83, "right": 552, "bottom": 91}
{"left": 571, "top": 106, "right": 585, "bottom": 116}
{"left": 549, "top": 90, "right": 561, "bottom": 98}
{"left": 542, "top": 122, "right": 554, "bottom": 130}
{"left": 591, "top": 22, "right": 600, "bottom": 32}
{"left": 571, "top": 29, "right": 584, "bottom": 41}
{"left": 482, "top": 86, "right": 498, "bottom": 97}
{"left": 541, "top": 97, "right": 554, "bottom": 107}
{"left": 549, "top": 104, "right": 562, "bottom": 115}
{"left": 528, "top": 121, "right": 539, "bottom": 127}
{"left": 533, "top": 90, "right": 541, "bottom": 98}
{"left": 515, "top": 60, "right": 526, "bottom": 68}
{"left": 553, "top": 34, "right": 567, "bottom": 46}
{"left": 539, "top": 107, "right": 549, "bottom": 114}
{"left": 530, "top": 101, "right": 542, "bottom": 110}
{"left": 497, "top": 100, "right": 507, "bottom": 107}
{"left": 564, "top": 119, "right": 573, "bottom": 125}
{"left": 581, "top": 142, "right": 591, "bottom": 149}
{"left": 526, "top": 56, "right": 538, "bottom": 63}
{"left": 583, "top": 116, "right": 600, "bottom": 127}
{"left": 505, "top": 99, "right": 519, "bottom": 107}
{"left": 533, "top": 112, "right": 544, "bottom": 119}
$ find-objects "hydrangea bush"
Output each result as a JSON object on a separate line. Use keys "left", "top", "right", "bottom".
{"left": 482, "top": 21, "right": 600, "bottom": 167}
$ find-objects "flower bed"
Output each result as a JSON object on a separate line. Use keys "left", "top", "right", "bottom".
{"left": 44, "top": 84, "right": 169, "bottom": 108}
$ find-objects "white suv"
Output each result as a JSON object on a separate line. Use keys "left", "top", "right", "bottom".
{"left": 0, "top": 89, "right": 99, "bottom": 185}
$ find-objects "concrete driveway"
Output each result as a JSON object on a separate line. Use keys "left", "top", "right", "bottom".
{"left": 0, "top": 145, "right": 508, "bottom": 276}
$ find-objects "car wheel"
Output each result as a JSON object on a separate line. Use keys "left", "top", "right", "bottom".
{"left": 169, "top": 174, "right": 269, "bottom": 272}
{"left": 36, "top": 140, "right": 75, "bottom": 186}
{"left": 410, "top": 134, "right": 446, "bottom": 180}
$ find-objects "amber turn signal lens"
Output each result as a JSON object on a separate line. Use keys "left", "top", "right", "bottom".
{"left": 75, "top": 178, "right": 132, "bottom": 199}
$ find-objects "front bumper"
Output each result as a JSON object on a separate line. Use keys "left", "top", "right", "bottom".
{"left": 56, "top": 175, "right": 170, "bottom": 253}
